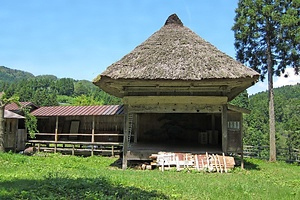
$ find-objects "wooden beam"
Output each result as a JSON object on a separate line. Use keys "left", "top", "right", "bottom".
{"left": 124, "top": 96, "right": 228, "bottom": 105}
{"left": 124, "top": 86, "right": 231, "bottom": 93}
{"left": 100, "top": 77, "right": 258, "bottom": 87}
{"left": 222, "top": 105, "right": 228, "bottom": 153}
{"left": 96, "top": 76, "right": 259, "bottom": 98}
{"left": 128, "top": 104, "right": 223, "bottom": 113}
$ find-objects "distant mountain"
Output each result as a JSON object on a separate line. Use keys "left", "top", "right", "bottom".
{"left": 250, "top": 83, "right": 300, "bottom": 100}
{"left": 0, "top": 66, "right": 35, "bottom": 83}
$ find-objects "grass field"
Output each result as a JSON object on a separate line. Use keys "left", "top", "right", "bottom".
{"left": 0, "top": 152, "right": 299, "bottom": 200}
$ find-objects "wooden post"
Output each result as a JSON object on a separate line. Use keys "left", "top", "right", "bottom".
{"left": 222, "top": 105, "right": 228, "bottom": 153}
{"left": 72, "top": 144, "right": 75, "bottom": 155}
{"left": 55, "top": 116, "right": 58, "bottom": 142}
{"left": 241, "top": 113, "right": 244, "bottom": 169}
{"left": 122, "top": 106, "right": 129, "bottom": 170}
{"left": 92, "top": 116, "right": 95, "bottom": 143}
{"left": 91, "top": 145, "right": 94, "bottom": 156}
{"left": 54, "top": 116, "right": 58, "bottom": 153}
{"left": 91, "top": 116, "right": 95, "bottom": 156}
{"left": 112, "top": 145, "right": 114, "bottom": 157}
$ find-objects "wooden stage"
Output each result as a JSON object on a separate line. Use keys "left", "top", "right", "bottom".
{"left": 126, "top": 142, "right": 222, "bottom": 160}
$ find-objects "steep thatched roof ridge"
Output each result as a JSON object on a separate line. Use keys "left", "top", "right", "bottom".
{"left": 94, "top": 14, "right": 259, "bottom": 82}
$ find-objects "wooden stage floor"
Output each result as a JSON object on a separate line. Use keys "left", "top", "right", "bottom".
{"left": 126, "top": 142, "right": 222, "bottom": 160}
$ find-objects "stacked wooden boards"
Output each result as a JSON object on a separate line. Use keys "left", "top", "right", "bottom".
{"left": 149, "top": 152, "right": 235, "bottom": 172}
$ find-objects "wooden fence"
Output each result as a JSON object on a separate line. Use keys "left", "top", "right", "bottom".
{"left": 243, "top": 145, "right": 300, "bottom": 163}
{"left": 28, "top": 132, "right": 123, "bottom": 156}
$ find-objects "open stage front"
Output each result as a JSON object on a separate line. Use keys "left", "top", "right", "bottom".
{"left": 126, "top": 142, "right": 222, "bottom": 160}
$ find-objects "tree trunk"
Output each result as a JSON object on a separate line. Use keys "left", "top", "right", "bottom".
{"left": 0, "top": 106, "right": 5, "bottom": 152}
{"left": 267, "top": 36, "right": 276, "bottom": 162}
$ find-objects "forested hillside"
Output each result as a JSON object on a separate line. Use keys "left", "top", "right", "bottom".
{"left": 243, "top": 84, "right": 300, "bottom": 153}
{"left": 0, "top": 66, "right": 121, "bottom": 106}
{"left": 0, "top": 66, "right": 35, "bottom": 88}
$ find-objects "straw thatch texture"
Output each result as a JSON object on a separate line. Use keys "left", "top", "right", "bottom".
{"left": 94, "top": 14, "right": 259, "bottom": 82}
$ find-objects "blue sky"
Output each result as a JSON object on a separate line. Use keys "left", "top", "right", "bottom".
{"left": 1, "top": 0, "right": 299, "bottom": 95}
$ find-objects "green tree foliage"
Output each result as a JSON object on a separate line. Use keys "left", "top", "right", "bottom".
{"left": 244, "top": 84, "right": 300, "bottom": 155}
{"left": 22, "top": 107, "right": 38, "bottom": 139}
{"left": 55, "top": 78, "right": 74, "bottom": 96}
{"left": 4, "top": 78, "right": 59, "bottom": 106}
{"left": 230, "top": 90, "right": 250, "bottom": 109}
{"left": 232, "top": 0, "right": 299, "bottom": 161}
{"left": 0, "top": 66, "right": 121, "bottom": 106}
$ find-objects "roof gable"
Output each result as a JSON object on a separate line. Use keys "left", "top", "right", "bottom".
{"left": 4, "top": 110, "right": 24, "bottom": 119}
{"left": 5, "top": 102, "right": 39, "bottom": 111}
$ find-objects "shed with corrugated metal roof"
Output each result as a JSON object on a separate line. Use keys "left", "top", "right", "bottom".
{"left": 29, "top": 105, "right": 124, "bottom": 155}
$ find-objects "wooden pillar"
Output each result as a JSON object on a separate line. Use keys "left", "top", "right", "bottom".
{"left": 91, "top": 116, "right": 95, "bottom": 156}
{"left": 122, "top": 106, "right": 129, "bottom": 170}
{"left": 55, "top": 116, "right": 58, "bottom": 142}
{"left": 221, "top": 105, "right": 228, "bottom": 153}
{"left": 54, "top": 116, "right": 58, "bottom": 153}
{"left": 92, "top": 116, "right": 95, "bottom": 143}
{"left": 240, "top": 113, "right": 244, "bottom": 169}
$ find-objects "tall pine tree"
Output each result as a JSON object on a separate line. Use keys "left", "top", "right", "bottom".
{"left": 232, "top": 0, "right": 299, "bottom": 161}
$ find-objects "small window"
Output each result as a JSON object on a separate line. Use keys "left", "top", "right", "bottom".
{"left": 228, "top": 121, "right": 240, "bottom": 130}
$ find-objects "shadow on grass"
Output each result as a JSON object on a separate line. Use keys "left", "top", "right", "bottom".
{"left": 234, "top": 157, "right": 261, "bottom": 171}
{"left": 243, "top": 160, "right": 261, "bottom": 171}
{"left": 0, "top": 174, "right": 169, "bottom": 200}
{"left": 110, "top": 157, "right": 122, "bottom": 169}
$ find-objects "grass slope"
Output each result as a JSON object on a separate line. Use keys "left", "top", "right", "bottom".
{"left": 0, "top": 153, "right": 299, "bottom": 200}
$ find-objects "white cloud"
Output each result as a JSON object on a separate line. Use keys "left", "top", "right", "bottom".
{"left": 274, "top": 68, "right": 300, "bottom": 88}
{"left": 247, "top": 68, "right": 299, "bottom": 95}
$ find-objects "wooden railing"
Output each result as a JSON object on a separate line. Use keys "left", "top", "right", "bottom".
{"left": 28, "top": 132, "right": 123, "bottom": 156}
{"left": 243, "top": 145, "right": 300, "bottom": 163}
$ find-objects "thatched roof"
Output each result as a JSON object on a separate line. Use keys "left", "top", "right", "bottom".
{"left": 93, "top": 14, "right": 259, "bottom": 99}
{"left": 94, "top": 14, "right": 258, "bottom": 82}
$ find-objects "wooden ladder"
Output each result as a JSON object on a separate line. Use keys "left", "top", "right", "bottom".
{"left": 127, "top": 114, "right": 134, "bottom": 147}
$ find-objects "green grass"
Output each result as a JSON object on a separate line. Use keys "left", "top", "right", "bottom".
{"left": 0, "top": 152, "right": 299, "bottom": 200}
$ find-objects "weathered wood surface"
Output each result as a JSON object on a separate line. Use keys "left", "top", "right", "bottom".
{"left": 28, "top": 140, "right": 123, "bottom": 146}
{"left": 28, "top": 140, "right": 122, "bottom": 156}
{"left": 150, "top": 152, "right": 235, "bottom": 172}
{"left": 128, "top": 104, "right": 223, "bottom": 113}
{"left": 124, "top": 96, "right": 228, "bottom": 105}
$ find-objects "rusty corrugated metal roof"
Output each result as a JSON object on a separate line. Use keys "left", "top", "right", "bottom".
{"left": 31, "top": 105, "right": 124, "bottom": 116}
{"left": 5, "top": 102, "right": 39, "bottom": 111}
{"left": 4, "top": 110, "right": 25, "bottom": 119}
